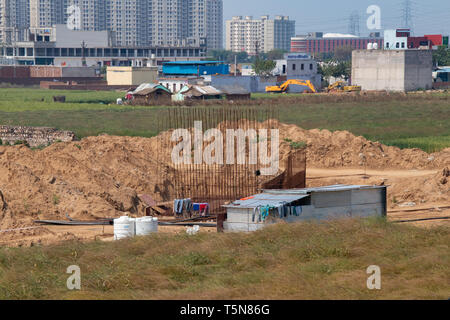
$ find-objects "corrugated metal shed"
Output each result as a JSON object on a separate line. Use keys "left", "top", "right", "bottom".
{"left": 223, "top": 184, "right": 388, "bottom": 232}
{"left": 225, "top": 185, "right": 385, "bottom": 209}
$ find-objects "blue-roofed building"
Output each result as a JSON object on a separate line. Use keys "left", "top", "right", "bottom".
{"left": 162, "top": 61, "right": 230, "bottom": 76}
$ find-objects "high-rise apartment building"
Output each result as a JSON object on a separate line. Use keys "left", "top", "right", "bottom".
{"left": 1, "top": 0, "right": 223, "bottom": 49}
{"left": 149, "top": 0, "right": 188, "bottom": 46}
{"left": 188, "top": 0, "right": 223, "bottom": 50}
{"left": 0, "top": 0, "right": 29, "bottom": 43}
{"left": 226, "top": 15, "right": 295, "bottom": 55}
{"left": 70, "top": 0, "right": 106, "bottom": 31}
{"left": 105, "top": 0, "right": 148, "bottom": 47}
{"left": 29, "top": 0, "right": 65, "bottom": 28}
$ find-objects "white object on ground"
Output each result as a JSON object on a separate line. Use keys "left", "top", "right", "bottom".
{"left": 186, "top": 225, "right": 200, "bottom": 235}
{"left": 114, "top": 216, "right": 135, "bottom": 240}
{"left": 136, "top": 217, "right": 154, "bottom": 236}
{"left": 152, "top": 217, "right": 158, "bottom": 233}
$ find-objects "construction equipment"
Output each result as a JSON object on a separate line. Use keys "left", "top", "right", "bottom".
{"left": 266, "top": 79, "right": 317, "bottom": 93}
{"left": 326, "top": 81, "right": 361, "bottom": 93}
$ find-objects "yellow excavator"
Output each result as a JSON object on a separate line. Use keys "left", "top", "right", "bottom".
{"left": 266, "top": 79, "right": 317, "bottom": 93}
{"left": 326, "top": 81, "right": 361, "bottom": 93}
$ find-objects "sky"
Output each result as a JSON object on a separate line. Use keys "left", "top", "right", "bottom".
{"left": 223, "top": 0, "right": 450, "bottom": 36}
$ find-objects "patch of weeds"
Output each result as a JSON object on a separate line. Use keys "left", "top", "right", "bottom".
{"left": 52, "top": 194, "right": 60, "bottom": 205}
{"left": 290, "top": 141, "right": 306, "bottom": 149}
{"left": 184, "top": 252, "right": 211, "bottom": 267}
{"left": 13, "top": 140, "right": 30, "bottom": 147}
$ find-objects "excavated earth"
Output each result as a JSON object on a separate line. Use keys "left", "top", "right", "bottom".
{"left": 0, "top": 120, "right": 448, "bottom": 246}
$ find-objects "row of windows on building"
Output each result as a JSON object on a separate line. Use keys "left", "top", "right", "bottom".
{"left": 292, "top": 63, "right": 314, "bottom": 71}
{"left": 2, "top": 47, "right": 203, "bottom": 58}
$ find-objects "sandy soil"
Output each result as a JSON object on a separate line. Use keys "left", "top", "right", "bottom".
{"left": 0, "top": 121, "right": 448, "bottom": 247}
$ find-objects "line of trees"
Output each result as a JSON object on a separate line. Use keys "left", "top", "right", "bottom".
{"left": 433, "top": 46, "right": 450, "bottom": 66}
{"left": 206, "top": 49, "right": 286, "bottom": 76}
{"left": 316, "top": 46, "right": 353, "bottom": 83}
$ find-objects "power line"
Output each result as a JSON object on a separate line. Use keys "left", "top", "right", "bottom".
{"left": 348, "top": 10, "right": 360, "bottom": 36}
{"left": 401, "top": 0, "right": 414, "bottom": 32}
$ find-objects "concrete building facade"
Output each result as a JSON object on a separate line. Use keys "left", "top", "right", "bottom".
{"left": 226, "top": 15, "right": 295, "bottom": 55}
{"left": 0, "top": 0, "right": 30, "bottom": 43}
{"left": 106, "top": 66, "right": 158, "bottom": 86}
{"left": 352, "top": 49, "right": 433, "bottom": 92}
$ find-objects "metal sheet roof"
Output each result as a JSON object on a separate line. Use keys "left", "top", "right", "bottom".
{"left": 133, "top": 86, "right": 171, "bottom": 96}
{"left": 264, "top": 184, "right": 385, "bottom": 194}
{"left": 224, "top": 193, "right": 309, "bottom": 209}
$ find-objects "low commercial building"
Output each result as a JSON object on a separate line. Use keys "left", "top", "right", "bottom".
{"left": 223, "top": 185, "right": 387, "bottom": 232}
{"left": 0, "top": 25, "right": 207, "bottom": 67}
{"left": 107, "top": 67, "right": 158, "bottom": 86}
{"left": 291, "top": 32, "right": 383, "bottom": 55}
{"left": 283, "top": 53, "right": 321, "bottom": 91}
{"left": 352, "top": 49, "right": 433, "bottom": 92}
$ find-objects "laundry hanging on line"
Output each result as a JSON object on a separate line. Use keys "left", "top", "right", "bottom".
{"left": 251, "top": 203, "right": 303, "bottom": 222}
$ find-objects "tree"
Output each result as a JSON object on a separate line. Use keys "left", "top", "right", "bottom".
{"left": 333, "top": 46, "right": 353, "bottom": 62}
{"left": 318, "top": 61, "right": 351, "bottom": 81}
{"left": 433, "top": 46, "right": 450, "bottom": 66}
{"left": 252, "top": 57, "right": 276, "bottom": 77}
{"left": 207, "top": 50, "right": 250, "bottom": 64}
{"left": 266, "top": 49, "right": 287, "bottom": 60}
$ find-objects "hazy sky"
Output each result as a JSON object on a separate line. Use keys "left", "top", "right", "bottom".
{"left": 224, "top": 0, "right": 450, "bottom": 36}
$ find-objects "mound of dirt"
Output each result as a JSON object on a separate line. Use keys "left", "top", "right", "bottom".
{"left": 276, "top": 121, "right": 450, "bottom": 169}
{"left": 0, "top": 121, "right": 448, "bottom": 239}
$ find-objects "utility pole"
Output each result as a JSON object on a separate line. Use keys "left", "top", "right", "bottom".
{"left": 402, "top": 0, "right": 414, "bottom": 33}
{"left": 234, "top": 54, "right": 237, "bottom": 76}
{"left": 348, "top": 11, "right": 360, "bottom": 36}
{"left": 81, "top": 40, "right": 87, "bottom": 67}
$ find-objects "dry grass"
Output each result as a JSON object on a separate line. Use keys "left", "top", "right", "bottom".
{"left": 0, "top": 218, "right": 448, "bottom": 300}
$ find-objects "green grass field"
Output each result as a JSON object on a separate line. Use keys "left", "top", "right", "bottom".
{"left": 0, "top": 218, "right": 448, "bottom": 299}
{"left": 0, "top": 88, "right": 449, "bottom": 152}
